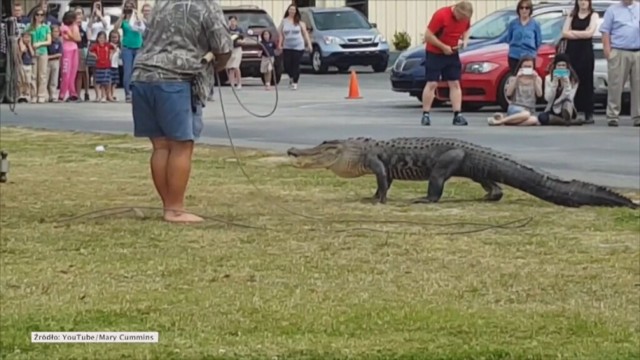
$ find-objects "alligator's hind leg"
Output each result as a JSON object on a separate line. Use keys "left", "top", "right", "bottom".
{"left": 412, "top": 149, "right": 465, "bottom": 204}
{"left": 478, "top": 179, "right": 503, "bottom": 201}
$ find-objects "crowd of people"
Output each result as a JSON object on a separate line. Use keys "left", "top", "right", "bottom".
{"left": 420, "top": 0, "right": 639, "bottom": 128}
{"left": 11, "top": 0, "right": 150, "bottom": 104}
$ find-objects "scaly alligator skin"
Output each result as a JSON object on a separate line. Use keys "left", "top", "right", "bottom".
{"left": 286, "top": 137, "right": 639, "bottom": 209}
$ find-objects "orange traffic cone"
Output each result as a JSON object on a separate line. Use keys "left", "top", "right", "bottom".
{"left": 345, "top": 70, "right": 362, "bottom": 99}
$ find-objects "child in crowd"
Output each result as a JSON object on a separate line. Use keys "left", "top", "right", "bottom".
{"left": 259, "top": 30, "right": 277, "bottom": 90}
{"left": 108, "top": 30, "right": 121, "bottom": 102}
{"left": 47, "top": 25, "right": 62, "bottom": 102}
{"left": 538, "top": 53, "right": 582, "bottom": 125}
{"left": 59, "top": 11, "right": 81, "bottom": 102}
{"left": 487, "top": 57, "right": 544, "bottom": 126}
{"left": 18, "top": 31, "right": 35, "bottom": 103}
{"left": 88, "top": 31, "right": 115, "bottom": 102}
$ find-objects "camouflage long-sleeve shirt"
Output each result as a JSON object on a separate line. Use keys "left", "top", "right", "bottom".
{"left": 131, "top": 0, "right": 234, "bottom": 104}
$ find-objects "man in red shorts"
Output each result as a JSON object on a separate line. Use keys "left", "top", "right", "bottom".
{"left": 420, "top": 1, "right": 473, "bottom": 126}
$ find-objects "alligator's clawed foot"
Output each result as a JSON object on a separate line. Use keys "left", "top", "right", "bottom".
{"left": 411, "top": 197, "right": 437, "bottom": 204}
{"left": 483, "top": 192, "right": 503, "bottom": 202}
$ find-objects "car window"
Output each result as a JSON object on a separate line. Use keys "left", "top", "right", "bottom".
{"left": 226, "top": 11, "right": 276, "bottom": 31}
{"left": 311, "top": 10, "right": 371, "bottom": 31}
{"left": 533, "top": 11, "right": 564, "bottom": 27}
{"left": 468, "top": 10, "right": 514, "bottom": 39}
{"left": 540, "top": 16, "right": 565, "bottom": 42}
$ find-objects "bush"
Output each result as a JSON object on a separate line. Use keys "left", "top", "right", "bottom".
{"left": 392, "top": 31, "right": 411, "bottom": 51}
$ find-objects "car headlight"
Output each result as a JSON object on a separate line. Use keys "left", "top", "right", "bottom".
{"left": 323, "top": 36, "right": 345, "bottom": 45}
{"left": 375, "top": 34, "right": 386, "bottom": 43}
{"left": 464, "top": 62, "right": 499, "bottom": 74}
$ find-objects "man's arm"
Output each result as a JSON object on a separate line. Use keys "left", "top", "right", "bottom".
{"left": 460, "top": 28, "right": 470, "bottom": 49}
{"left": 423, "top": 10, "right": 449, "bottom": 52}
{"left": 202, "top": 3, "right": 234, "bottom": 72}
{"left": 599, "top": 8, "right": 614, "bottom": 59}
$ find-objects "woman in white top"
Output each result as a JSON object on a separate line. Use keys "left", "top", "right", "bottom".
{"left": 278, "top": 4, "right": 312, "bottom": 90}
{"left": 86, "top": 1, "right": 111, "bottom": 101}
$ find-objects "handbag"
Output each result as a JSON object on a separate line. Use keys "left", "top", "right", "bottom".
{"left": 556, "top": 38, "right": 567, "bottom": 54}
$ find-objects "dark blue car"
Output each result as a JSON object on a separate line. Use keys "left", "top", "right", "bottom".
{"left": 390, "top": 1, "right": 615, "bottom": 102}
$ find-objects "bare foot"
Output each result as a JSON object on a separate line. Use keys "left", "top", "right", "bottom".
{"left": 163, "top": 210, "right": 204, "bottom": 223}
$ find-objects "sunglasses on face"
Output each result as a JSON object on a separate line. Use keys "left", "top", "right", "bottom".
{"left": 36, "top": 13, "right": 44, "bottom": 16}
{"left": 519, "top": 6, "right": 531, "bottom": 10}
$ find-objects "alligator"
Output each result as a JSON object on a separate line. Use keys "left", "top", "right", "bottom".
{"left": 286, "top": 137, "right": 639, "bottom": 209}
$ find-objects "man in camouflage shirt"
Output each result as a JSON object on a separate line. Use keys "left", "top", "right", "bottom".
{"left": 130, "top": 0, "right": 233, "bottom": 223}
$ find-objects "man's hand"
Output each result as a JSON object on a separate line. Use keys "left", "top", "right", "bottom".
{"left": 213, "top": 52, "right": 231, "bottom": 72}
{"left": 441, "top": 45, "right": 453, "bottom": 55}
{"left": 603, "top": 47, "right": 611, "bottom": 60}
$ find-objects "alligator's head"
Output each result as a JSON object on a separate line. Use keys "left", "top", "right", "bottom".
{"left": 286, "top": 140, "right": 347, "bottom": 169}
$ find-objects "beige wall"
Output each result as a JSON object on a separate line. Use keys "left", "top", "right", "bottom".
{"left": 366, "top": 0, "right": 514, "bottom": 49}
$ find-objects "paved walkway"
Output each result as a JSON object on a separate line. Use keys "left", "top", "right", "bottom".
{"left": 1, "top": 73, "right": 639, "bottom": 190}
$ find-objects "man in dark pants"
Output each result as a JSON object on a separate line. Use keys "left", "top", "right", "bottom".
{"left": 130, "top": 0, "right": 233, "bottom": 223}
{"left": 420, "top": 1, "right": 473, "bottom": 126}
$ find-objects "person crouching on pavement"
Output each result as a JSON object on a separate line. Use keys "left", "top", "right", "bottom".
{"left": 130, "top": 0, "right": 233, "bottom": 223}
{"left": 487, "top": 57, "right": 543, "bottom": 126}
{"left": 538, "top": 54, "right": 583, "bottom": 125}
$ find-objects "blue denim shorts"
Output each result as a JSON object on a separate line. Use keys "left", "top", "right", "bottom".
{"left": 507, "top": 104, "right": 528, "bottom": 116}
{"left": 131, "top": 81, "right": 203, "bottom": 141}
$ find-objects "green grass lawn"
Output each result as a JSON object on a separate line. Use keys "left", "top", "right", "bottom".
{"left": 1, "top": 127, "right": 639, "bottom": 360}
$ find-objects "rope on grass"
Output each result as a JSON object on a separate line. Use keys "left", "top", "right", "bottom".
{"left": 54, "top": 206, "right": 533, "bottom": 236}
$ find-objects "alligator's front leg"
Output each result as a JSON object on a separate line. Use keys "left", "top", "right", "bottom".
{"left": 365, "top": 155, "right": 389, "bottom": 204}
{"left": 412, "top": 149, "right": 465, "bottom": 204}
{"left": 373, "top": 177, "right": 392, "bottom": 199}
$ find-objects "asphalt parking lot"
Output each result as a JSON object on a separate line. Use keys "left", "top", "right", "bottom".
{"left": 1, "top": 67, "right": 639, "bottom": 189}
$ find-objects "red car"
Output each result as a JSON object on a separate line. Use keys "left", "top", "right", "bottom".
{"left": 435, "top": 43, "right": 557, "bottom": 112}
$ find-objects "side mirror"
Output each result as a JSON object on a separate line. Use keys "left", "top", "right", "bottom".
{"left": 370, "top": 22, "right": 377, "bottom": 28}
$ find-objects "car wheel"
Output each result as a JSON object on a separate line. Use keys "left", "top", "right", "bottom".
{"left": 311, "top": 47, "right": 329, "bottom": 74}
{"left": 497, "top": 73, "right": 511, "bottom": 112}
{"left": 372, "top": 61, "right": 387, "bottom": 73}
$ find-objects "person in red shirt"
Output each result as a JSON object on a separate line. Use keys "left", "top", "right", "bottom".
{"left": 89, "top": 31, "right": 115, "bottom": 102}
{"left": 420, "top": 1, "right": 473, "bottom": 127}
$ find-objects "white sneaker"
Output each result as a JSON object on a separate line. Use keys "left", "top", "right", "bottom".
{"left": 291, "top": 83, "right": 298, "bottom": 90}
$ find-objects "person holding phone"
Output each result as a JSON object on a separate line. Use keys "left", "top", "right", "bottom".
{"left": 86, "top": 1, "right": 111, "bottom": 101}
{"left": 538, "top": 54, "right": 582, "bottom": 125}
{"left": 113, "top": 0, "right": 144, "bottom": 102}
{"left": 487, "top": 56, "right": 543, "bottom": 126}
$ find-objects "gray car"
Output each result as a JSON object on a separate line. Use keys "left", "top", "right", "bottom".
{"left": 298, "top": 7, "right": 389, "bottom": 74}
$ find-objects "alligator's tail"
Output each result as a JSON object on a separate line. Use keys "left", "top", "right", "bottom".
{"left": 470, "top": 153, "right": 639, "bottom": 209}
